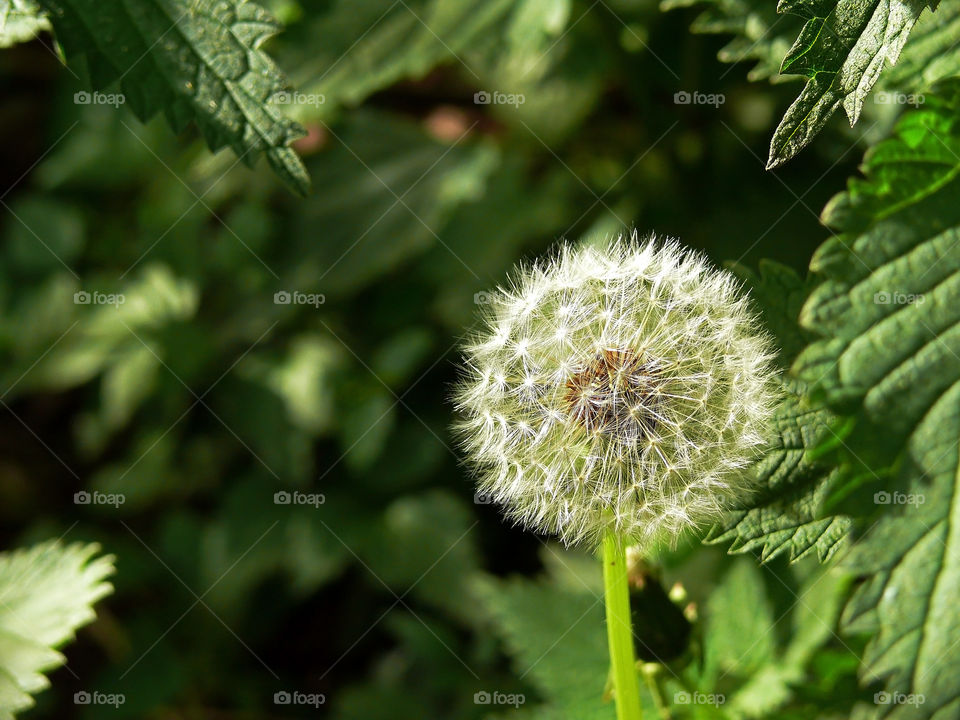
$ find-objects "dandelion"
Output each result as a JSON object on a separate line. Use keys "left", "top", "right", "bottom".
{"left": 454, "top": 233, "right": 780, "bottom": 719}
{"left": 455, "top": 233, "right": 779, "bottom": 549}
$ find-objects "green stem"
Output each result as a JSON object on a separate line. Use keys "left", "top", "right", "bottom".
{"left": 602, "top": 530, "right": 643, "bottom": 720}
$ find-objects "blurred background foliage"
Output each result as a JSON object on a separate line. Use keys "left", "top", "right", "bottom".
{"left": 0, "top": 0, "right": 884, "bottom": 717}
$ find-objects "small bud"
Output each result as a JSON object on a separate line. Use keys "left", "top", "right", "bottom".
{"left": 641, "top": 662, "right": 661, "bottom": 677}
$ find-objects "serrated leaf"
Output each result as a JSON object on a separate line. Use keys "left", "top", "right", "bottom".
{"left": 794, "top": 82, "right": 960, "bottom": 718}
{"left": 711, "top": 263, "right": 852, "bottom": 563}
{"left": 0, "top": 541, "right": 115, "bottom": 719}
{"left": 0, "top": 0, "right": 49, "bottom": 46}
{"left": 706, "top": 249, "right": 854, "bottom": 569}
{"left": 474, "top": 573, "right": 613, "bottom": 719}
{"left": 708, "top": 380, "right": 851, "bottom": 563}
{"left": 767, "top": 0, "right": 935, "bottom": 169}
{"left": 35, "top": 0, "right": 310, "bottom": 193}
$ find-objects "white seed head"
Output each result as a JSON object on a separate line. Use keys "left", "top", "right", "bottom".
{"left": 454, "top": 233, "right": 780, "bottom": 549}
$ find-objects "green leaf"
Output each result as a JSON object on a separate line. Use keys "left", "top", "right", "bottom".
{"left": 662, "top": 0, "right": 802, "bottom": 83}
{"left": 882, "top": 4, "right": 960, "bottom": 92}
{"left": 474, "top": 571, "right": 612, "bottom": 719}
{"left": 706, "top": 559, "right": 848, "bottom": 719}
{"left": 295, "top": 0, "right": 516, "bottom": 115}
{"left": 708, "top": 380, "right": 851, "bottom": 563}
{"left": 661, "top": 556, "right": 849, "bottom": 719}
{"left": 794, "top": 82, "right": 960, "bottom": 717}
{"left": 16, "top": 264, "right": 198, "bottom": 395}
{"left": 288, "top": 110, "right": 498, "bottom": 297}
{"left": 35, "top": 0, "right": 310, "bottom": 193}
{"left": 766, "top": 0, "right": 935, "bottom": 169}
{"left": 727, "top": 259, "right": 819, "bottom": 366}
{"left": 0, "top": 541, "right": 115, "bottom": 719}
{"left": 0, "top": 0, "right": 49, "bottom": 46}
{"left": 702, "top": 558, "right": 777, "bottom": 684}
{"left": 709, "top": 263, "right": 852, "bottom": 561}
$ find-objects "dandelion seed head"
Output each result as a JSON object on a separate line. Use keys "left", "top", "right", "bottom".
{"left": 454, "top": 233, "right": 780, "bottom": 548}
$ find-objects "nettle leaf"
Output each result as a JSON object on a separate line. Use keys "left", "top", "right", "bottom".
{"left": 35, "top": 0, "right": 310, "bottom": 194}
{"left": 0, "top": 0, "right": 49, "bottom": 46}
{"left": 710, "top": 262, "right": 852, "bottom": 563}
{"left": 662, "top": 0, "right": 803, "bottom": 83}
{"left": 0, "top": 541, "right": 115, "bottom": 719}
{"left": 794, "top": 82, "right": 960, "bottom": 718}
{"left": 473, "top": 571, "right": 612, "bottom": 719}
{"left": 707, "top": 379, "right": 851, "bottom": 563}
{"left": 767, "top": 0, "right": 936, "bottom": 169}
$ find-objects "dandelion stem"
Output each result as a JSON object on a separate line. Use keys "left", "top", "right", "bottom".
{"left": 602, "top": 530, "right": 643, "bottom": 720}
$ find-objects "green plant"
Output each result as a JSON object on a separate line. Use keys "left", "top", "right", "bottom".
{"left": 2, "top": 0, "right": 960, "bottom": 718}
{"left": 0, "top": 542, "right": 114, "bottom": 718}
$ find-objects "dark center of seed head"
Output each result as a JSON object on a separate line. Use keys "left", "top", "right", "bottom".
{"left": 565, "top": 348, "right": 661, "bottom": 441}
